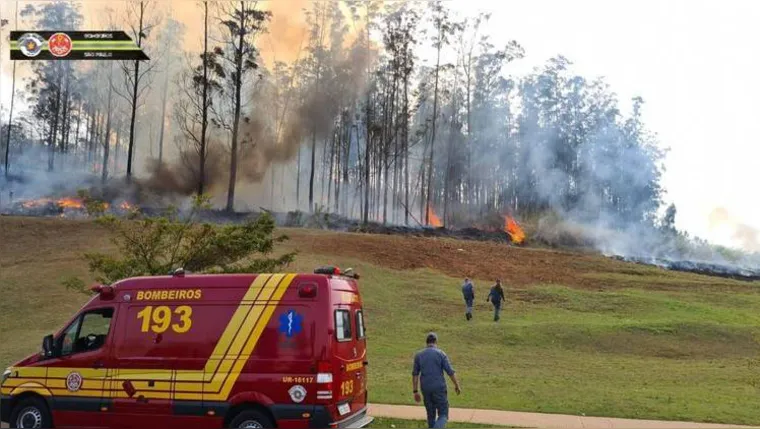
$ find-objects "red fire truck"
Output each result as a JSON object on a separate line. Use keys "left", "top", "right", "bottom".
{"left": 1, "top": 267, "right": 372, "bottom": 429}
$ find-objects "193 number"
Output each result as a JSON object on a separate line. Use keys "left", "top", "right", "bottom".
{"left": 137, "top": 306, "right": 193, "bottom": 334}
{"left": 340, "top": 380, "right": 354, "bottom": 396}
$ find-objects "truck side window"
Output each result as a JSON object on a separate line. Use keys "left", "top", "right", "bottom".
{"left": 60, "top": 308, "right": 114, "bottom": 356}
{"left": 335, "top": 310, "right": 352, "bottom": 342}
{"left": 356, "top": 310, "right": 366, "bottom": 340}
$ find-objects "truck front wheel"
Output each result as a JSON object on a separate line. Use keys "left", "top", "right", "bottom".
{"left": 228, "top": 409, "right": 275, "bottom": 429}
{"left": 9, "top": 396, "right": 52, "bottom": 429}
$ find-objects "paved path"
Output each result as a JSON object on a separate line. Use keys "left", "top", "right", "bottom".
{"left": 1, "top": 406, "right": 756, "bottom": 428}
{"left": 369, "top": 404, "right": 759, "bottom": 429}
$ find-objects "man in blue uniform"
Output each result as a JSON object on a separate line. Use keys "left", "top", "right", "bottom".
{"left": 461, "top": 278, "right": 475, "bottom": 321}
{"left": 487, "top": 279, "right": 506, "bottom": 321}
{"left": 412, "top": 332, "right": 461, "bottom": 428}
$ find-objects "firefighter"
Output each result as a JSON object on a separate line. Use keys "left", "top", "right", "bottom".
{"left": 486, "top": 279, "right": 506, "bottom": 321}
{"left": 412, "top": 332, "right": 461, "bottom": 428}
{"left": 461, "top": 278, "right": 475, "bottom": 321}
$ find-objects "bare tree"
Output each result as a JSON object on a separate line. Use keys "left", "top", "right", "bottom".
{"left": 156, "top": 16, "right": 186, "bottom": 169}
{"left": 174, "top": 1, "right": 223, "bottom": 195}
{"left": 425, "top": 1, "right": 457, "bottom": 226}
{"left": 113, "top": 1, "right": 158, "bottom": 182}
{"left": 215, "top": 1, "right": 271, "bottom": 211}
{"left": 3, "top": 1, "right": 19, "bottom": 178}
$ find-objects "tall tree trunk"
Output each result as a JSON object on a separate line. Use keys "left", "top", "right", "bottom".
{"left": 334, "top": 123, "right": 346, "bottom": 214}
{"left": 157, "top": 66, "right": 169, "bottom": 167}
{"left": 47, "top": 69, "right": 63, "bottom": 172}
{"left": 198, "top": 0, "right": 209, "bottom": 196}
{"left": 309, "top": 131, "right": 317, "bottom": 211}
{"left": 425, "top": 28, "right": 443, "bottom": 225}
{"left": 126, "top": 2, "right": 145, "bottom": 182}
{"left": 60, "top": 66, "right": 71, "bottom": 155}
{"left": 3, "top": 1, "right": 19, "bottom": 178}
{"left": 403, "top": 75, "right": 410, "bottom": 225}
{"left": 102, "top": 63, "right": 114, "bottom": 183}
{"left": 296, "top": 146, "right": 301, "bottom": 208}
{"left": 114, "top": 121, "right": 121, "bottom": 174}
{"left": 226, "top": 0, "right": 246, "bottom": 212}
{"left": 73, "top": 102, "right": 82, "bottom": 155}
{"left": 362, "top": 4, "right": 372, "bottom": 225}
{"left": 4, "top": 61, "right": 17, "bottom": 178}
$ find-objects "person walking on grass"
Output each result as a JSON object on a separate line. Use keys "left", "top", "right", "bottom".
{"left": 487, "top": 279, "right": 506, "bottom": 321}
{"left": 461, "top": 278, "right": 475, "bottom": 321}
{"left": 413, "top": 332, "right": 461, "bottom": 429}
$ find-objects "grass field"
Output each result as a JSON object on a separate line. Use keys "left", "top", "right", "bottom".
{"left": 1, "top": 217, "right": 759, "bottom": 425}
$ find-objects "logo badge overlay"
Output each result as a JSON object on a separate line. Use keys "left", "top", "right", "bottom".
{"left": 288, "top": 385, "right": 307, "bottom": 403}
{"left": 48, "top": 33, "right": 73, "bottom": 58}
{"left": 66, "top": 372, "right": 83, "bottom": 392}
{"left": 278, "top": 310, "right": 303, "bottom": 338}
{"left": 18, "top": 33, "right": 44, "bottom": 58}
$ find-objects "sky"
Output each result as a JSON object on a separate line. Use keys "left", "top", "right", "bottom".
{"left": 0, "top": 0, "right": 758, "bottom": 251}
{"left": 445, "top": 0, "right": 760, "bottom": 251}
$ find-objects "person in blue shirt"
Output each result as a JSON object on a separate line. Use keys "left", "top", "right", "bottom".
{"left": 412, "top": 333, "right": 461, "bottom": 428}
{"left": 461, "top": 278, "right": 475, "bottom": 321}
{"left": 487, "top": 279, "right": 506, "bottom": 321}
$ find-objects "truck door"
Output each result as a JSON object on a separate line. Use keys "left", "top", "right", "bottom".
{"left": 332, "top": 293, "right": 367, "bottom": 419}
{"left": 104, "top": 301, "right": 177, "bottom": 428}
{"left": 44, "top": 307, "right": 115, "bottom": 429}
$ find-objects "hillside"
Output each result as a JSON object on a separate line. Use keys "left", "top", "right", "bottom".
{"left": 1, "top": 216, "right": 759, "bottom": 425}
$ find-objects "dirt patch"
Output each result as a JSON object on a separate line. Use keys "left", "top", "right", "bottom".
{"left": 1, "top": 217, "right": 757, "bottom": 292}
{"left": 282, "top": 229, "right": 759, "bottom": 292}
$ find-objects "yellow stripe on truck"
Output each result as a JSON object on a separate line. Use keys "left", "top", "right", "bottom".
{"left": 175, "top": 273, "right": 295, "bottom": 400}
{"left": 2, "top": 273, "right": 296, "bottom": 402}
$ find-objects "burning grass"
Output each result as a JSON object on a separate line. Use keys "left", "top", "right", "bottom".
{"left": 1, "top": 216, "right": 760, "bottom": 424}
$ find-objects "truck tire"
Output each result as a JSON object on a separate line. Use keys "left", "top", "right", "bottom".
{"left": 228, "top": 409, "right": 274, "bottom": 429}
{"left": 9, "top": 396, "right": 52, "bottom": 429}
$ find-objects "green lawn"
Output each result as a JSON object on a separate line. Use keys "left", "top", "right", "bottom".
{"left": 1, "top": 217, "right": 759, "bottom": 425}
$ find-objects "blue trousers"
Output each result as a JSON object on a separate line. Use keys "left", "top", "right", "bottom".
{"left": 423, "top": 390, "right": 449, "bottom": 428}
{"left": 492, "top": 302, "right": 502, "bottom": 321}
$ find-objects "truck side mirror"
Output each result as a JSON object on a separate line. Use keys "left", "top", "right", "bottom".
{"left": 42, "top": 335, "right": 55, "bottom": 358}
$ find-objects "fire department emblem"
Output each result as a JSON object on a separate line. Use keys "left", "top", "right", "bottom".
{"left": 17, "top": 33, "right": 44, "bottom": 57}
{"left": 66, "top": 372, "right": 83, "bottom": 392}
{"left": 288, "top": 385, "right": 306, "bottom": 403}
{"left": 48, "top": 32, "right": 73, "bottom": 58}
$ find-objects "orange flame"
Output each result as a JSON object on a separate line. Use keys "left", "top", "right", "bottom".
{"left": 57, "top": 197, "right": 84, "bottom": 209}
{"left": 21, "top": 198, "right": 53, "bottom": 209}
{"left": 119, "top": 201, "right": 137, "bottom": 211}
{"left": 426, "top": 206, "right": 443, "bottom": 227}
{"left": 504, "top": 216, "right": 526, "bottom": 245}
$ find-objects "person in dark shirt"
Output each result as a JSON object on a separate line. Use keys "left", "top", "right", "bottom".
{"left": 412, "top": 333, "right": 461, "bottom": 428}
{"left": 461, "top": 278, "right": 475, "bottom": 321}
{"left": 486, "top": 279, "right": 506, "bottom": 321}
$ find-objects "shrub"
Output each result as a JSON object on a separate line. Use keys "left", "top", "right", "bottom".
{"left": 63, "top": 196, "right": 296, "bottom": 293}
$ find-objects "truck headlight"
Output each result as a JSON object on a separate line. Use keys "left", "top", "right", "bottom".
{"left": 1, "top": 369, "right": 10, "bottom": 385}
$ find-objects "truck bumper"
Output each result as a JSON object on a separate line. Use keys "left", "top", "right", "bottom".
{"left": 330, "top": 406, "right": 373, "bottom": 429}
{"left": 271, "top": 404, "right": 372, "bottom": 429}
{"left": 1, "top": 395, "right": 10, "bottom": 424}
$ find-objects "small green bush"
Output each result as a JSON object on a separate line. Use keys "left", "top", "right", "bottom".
{"left": 63, "top": 195, "right": 296, "bottom": 293}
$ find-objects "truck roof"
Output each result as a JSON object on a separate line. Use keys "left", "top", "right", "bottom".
{"left": 109, "top": 273, "right": 352, "bottom": 291}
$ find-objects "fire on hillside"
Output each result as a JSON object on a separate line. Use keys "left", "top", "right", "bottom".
{"left": 611, "top": 255, "right": 760, "bottom": 282}
{"left": 3, "top": 195, "right": 757, "bottom": 282}
{"left": 6, "top": 196, "right": 135, "bottom": 217}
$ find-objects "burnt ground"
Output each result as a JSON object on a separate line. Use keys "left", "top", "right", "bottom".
{"left": 280, "top": 228, "right": 760, "bottom": 293}
{"left": 0, "top": 216, "right": 757, "bottom": 293}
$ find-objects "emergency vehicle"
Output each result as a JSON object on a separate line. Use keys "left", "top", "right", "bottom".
{"left": 1, "top": 267, "right": 372, "bottom": 429}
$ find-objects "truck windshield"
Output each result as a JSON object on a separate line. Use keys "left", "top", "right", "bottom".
{"left": 60, "top": 308, "right": 114, "bottom": 356}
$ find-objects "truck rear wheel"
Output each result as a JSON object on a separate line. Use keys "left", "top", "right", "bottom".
{"left": 9, "top": 396, "right": 52, "bottom": 429}
{"left": 228, "top": 409, "right": 274, "bottom": 429}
